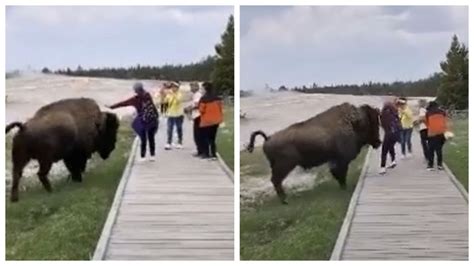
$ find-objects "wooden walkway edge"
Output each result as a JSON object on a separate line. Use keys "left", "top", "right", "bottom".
{"left": 331, "top": 132, "right": 468, "bottom": 260}
{"left": 93, "top": 137, "right": 139, "bottom": 260}
{"left": 216, "top": 153, "right": 234, "bottom": 182}
{"left": 330, "top": 147, "right": 373, "bottom": 260}
{"left": 443, "top": 162, "right": 469, "bottom": 202}
{"left": 92, "top": 119, "right": 234, "bottom": 260}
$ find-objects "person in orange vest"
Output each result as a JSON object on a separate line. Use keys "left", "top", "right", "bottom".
{"left": 198, "top": 82, "right": 223, "bottom": 160}
{"left": 425, "top": 101, "right": 448, "bottom": 171}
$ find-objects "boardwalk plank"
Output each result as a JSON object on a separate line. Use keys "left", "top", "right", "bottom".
{"left": 339, "top": 132, "right": 468, "bottom": 260}
{"left": 94, "top": 118, "right": 234, "bottom": 260}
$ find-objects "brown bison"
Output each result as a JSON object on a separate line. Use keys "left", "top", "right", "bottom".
{"left": 246, "top": 103, "right": 381, "bottom": 204}
{"left": 6, "top": 98, "right": 120, "bottom": 202}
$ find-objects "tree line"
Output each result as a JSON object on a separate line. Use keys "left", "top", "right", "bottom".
{"left": 45, "top": 56, "right": 216, "bottom": 82}
{"left": 292, "top": 35, "right": 468, "bottom": 109}
{"left": 290, "top": 73, "right": 441, "bottom": 97}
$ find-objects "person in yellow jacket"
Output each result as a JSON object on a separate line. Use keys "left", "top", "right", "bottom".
{"left": 397, "top": 97, "right": 414, "bottom": 159}
{"left": 164, "top": 81, "right": 184, "bottom": 150}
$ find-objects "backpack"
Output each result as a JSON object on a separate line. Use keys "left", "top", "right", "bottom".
{"left": 141, "top": 93, "right": 159, "bottom": 124}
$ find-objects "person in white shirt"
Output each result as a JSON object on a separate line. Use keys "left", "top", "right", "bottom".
{"left": 416, "top": 99, "right": 429, "bottom": 162}
{"left": 189, "top": 83, "right": 203, "bottom": 156}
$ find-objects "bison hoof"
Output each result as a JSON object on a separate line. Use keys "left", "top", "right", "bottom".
{"left": 10, "top": 195, "right": 19, "bottom": 202}
{"left": 71, "top": 177, "right": 83, "bottom": 183}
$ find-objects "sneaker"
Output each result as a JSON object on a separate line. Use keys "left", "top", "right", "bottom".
{"left": 388, "top": 160, "right": 397, "bottom": 169}
{"left": 437, "top": 165, "right": 444, "bottom": 171}
{"left": 427, "top": 167, "right": 435, "bottom": 171}
{"left": 164, "top": 144, "right": 172, "bottom": 150}
{"left": 209, "top": 156, "right": 218, "bottom": 161}
{"left": 379, "top": 167, "right": 387, "bottom": 174}
{"left": 175, "top": 144, "right": 183, "bottom": 149}
{"left": 401, "top": 154, "right": 406, "bottom": 160}
{"left": 149, "top": 156, "right": 156, "bottom": 162}
{"left": 406, "top": 153, "right": 413, "bottom": 158}
{"left": 137, "top": 157, "right": 147, "bottom": 163}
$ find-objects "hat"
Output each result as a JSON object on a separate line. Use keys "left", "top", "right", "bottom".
{"left": 397, "top": 98, "right": 407, "bottom": 104}
{"left": 169, "top": 81, "right": 180, "bottom": 88}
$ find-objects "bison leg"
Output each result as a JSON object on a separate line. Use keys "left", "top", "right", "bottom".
{"left": 63, "top": 158, "right": 83, "bottom": 182}
{"left": 329, "top": 161, "right": 349, "bottom": 190}
{"left": 38, "top": 160, "right": 53, "bottom": 193}
{"left": 271, "top": 162, "right": 295, "bottom": 204}
{"left": 10, "top": 159, "right": 29, "bottom": 202}
{"left": 78, "top": 156, "right": 87, "bottom": 173}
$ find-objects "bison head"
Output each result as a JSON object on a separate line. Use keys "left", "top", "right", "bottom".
{"left": 97, "top": 112, "right": 120, "bottom": 159}
{"left": 357, "top": 105, "right": 381, "bottom": 149}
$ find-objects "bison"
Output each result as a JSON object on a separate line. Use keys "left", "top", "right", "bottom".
{"left": 246, "top": 103, "right": 381, "bottom": 204}
{"left": 6, "top": 98, "right": 120, "bottom": 202}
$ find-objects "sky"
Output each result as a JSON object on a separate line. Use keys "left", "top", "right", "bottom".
{"left": 6, "top": 6, "right": 233, "bottom": 71}
{"left": 241, "top": 6, "right": 468, "bottom": 90}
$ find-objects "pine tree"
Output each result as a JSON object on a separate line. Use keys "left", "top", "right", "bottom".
{"left": 437, "top": 35, "right": 469, "bottom": 109}
{"left": 41, "top": 67, "right": 51, "bottom": 74}
{"left": 211, "top": 15, "right": 234, "bottom": 96}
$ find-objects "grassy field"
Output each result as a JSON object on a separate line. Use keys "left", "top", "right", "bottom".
{"left": 240, "top": 147, "right": 368, "bottom": 260}
{"left": 6, "top": 123, "right": 135, "bottom": 260}
{"left": 216, "top": 104, "right": 234, "bottom": 170}
{"left": 444, "top": 118, "right": 468, "bottom": 191}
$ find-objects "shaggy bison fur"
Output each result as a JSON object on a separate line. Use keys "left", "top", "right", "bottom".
{"left": 6, "top": 98, "right": 120, "bottom": 202}
{"left": 246, "top": 103, "right": 381, "bottom": 204}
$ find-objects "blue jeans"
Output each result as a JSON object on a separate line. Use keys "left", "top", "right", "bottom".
{"left": 167, "top": 115, "right": 184, "bottom": 144}
{"left": 400, "top": 128, "right": 413, "bottom": 155}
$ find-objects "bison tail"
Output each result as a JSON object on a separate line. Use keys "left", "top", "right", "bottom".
{"left": 246, "top": 130, "right": 269, "bottom": 153}
{"left": 6, "top": 122, "right": 24, "bottom": 133}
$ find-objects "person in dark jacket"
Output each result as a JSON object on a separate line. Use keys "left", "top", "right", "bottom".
{"left": 379, "top": 98, "right": 402, "bottom": 174}
{"left": 108, "top": 82, "right": 159, "bottom": 162}
{"left": 198, "top": 82, "right": 224, "bottom": 160}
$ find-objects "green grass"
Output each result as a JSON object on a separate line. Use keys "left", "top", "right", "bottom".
{"left": 240, "top": 148, "right": 367, "bottom": 260}
{"left": 444, "top": 118, "right": 468, "bottom": 191}
{"left": 6, "top": 124, "right": 135, "bottom": 260}
{"left": 216, "top": 104, "right": 234, "bottom": 170}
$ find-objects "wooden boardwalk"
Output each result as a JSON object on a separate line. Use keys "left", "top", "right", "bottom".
{"left": 94, "top": 118, "right": 234, "bottom": 260}
{"left": 334, "top": 132, "right": 468, "bottom": 260}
